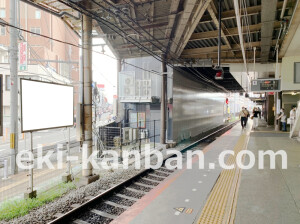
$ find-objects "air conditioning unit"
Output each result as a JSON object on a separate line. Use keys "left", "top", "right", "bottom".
{"left": 135, "top": 80, "right": 141, "bottom": 97}
{"left": 124, "top": 76, "right": 134, "bottom": 86}
{"left": 132, "top": 128, "right": 139, "bottom": 142}
{"left": 143, "top": 80, "right": 151, "bottom": 87}
{"left": 135, "top": 86, "right": 140, "bottom": 96}
{"left": 124, "top": 86, "right": 135, "bottom": 96}
{"left": 123, "top": 127, "right": 132, "bottom": 143}
{"left": 142, "top": 88, "right": 151, "bottom": 96}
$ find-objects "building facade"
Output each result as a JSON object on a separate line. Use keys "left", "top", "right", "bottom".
{"left": 0, "top": 0, "right": 79, "bottom": 116}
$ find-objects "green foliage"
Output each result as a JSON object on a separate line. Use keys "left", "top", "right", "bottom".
{"left": 0, "top": 182, "right": 76, "bottom": 221}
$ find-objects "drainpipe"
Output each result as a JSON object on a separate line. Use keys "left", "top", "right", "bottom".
{"left": 160, "top": 56, "right": 167, "bottom": 144}
{"left": 280, "top": 0, "right": 288, "bottom": 20}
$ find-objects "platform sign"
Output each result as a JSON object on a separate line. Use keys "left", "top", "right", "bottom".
{"left": 19, "top": 42, "right": 27, "bottom": 71}
{"left": 21, "top": 79, "right": 74, "bottom": 132}
{"left": 251, "top": 79, "right": 280, "bottom": 92}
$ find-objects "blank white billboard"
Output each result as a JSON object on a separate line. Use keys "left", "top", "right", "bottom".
{"left": 21, "top": 79, "right": 74, "bottom": 132}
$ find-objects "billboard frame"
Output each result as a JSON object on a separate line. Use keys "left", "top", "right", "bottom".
{"left": 20, "top": 78, "right": 74, "bottom": 133}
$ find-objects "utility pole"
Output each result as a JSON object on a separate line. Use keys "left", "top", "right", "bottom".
{"left": 9, "top": 0, "right": 19, "bottom": 175}
{"left": 160, "top": 56, "right": 167, "bottom": 144}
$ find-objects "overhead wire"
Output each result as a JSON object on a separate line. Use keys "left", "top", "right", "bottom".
{"left": 0, "top": 19, "right": 167, "bottom": 77}
{"left": 119, "top": 0, "right": 230, "bottom": 90}
{"left": 57, "top": 0, "right": 227, "bottom": 91}
{"left": 91, "top": 0, "right": 228, "bottom": 91}
{"left": 1, "top": 2, "right": 228, "bottom": 92}
{"left": 0, "top": 65, "right": 71, "bottom": 83}
{"left": 241, "top": 0, "right": 252, "bottom": 49}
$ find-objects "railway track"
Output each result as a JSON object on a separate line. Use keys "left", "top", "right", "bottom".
{"left": 49, "top": 122, "right": 238, "bottom": 224}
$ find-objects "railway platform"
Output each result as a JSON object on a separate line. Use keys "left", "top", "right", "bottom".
{"left": 111, "top": 119, "right": 300, "bottom": 224}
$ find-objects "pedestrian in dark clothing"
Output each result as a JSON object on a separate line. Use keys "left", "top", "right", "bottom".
{"left": 239, "top": 107, "right": 249, "bottom": 129}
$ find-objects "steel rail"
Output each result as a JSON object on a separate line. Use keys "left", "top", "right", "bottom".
{"left": 48, "top": 121, "right": 238, "bottom": 224}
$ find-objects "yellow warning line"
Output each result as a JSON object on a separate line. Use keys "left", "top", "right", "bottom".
{"left": 197, "top": 133, "right": 249, "bottom": 224}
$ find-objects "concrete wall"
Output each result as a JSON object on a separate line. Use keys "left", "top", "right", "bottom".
{"left": 172, "top": 68, "right": 226, "bottom": 142}
{"left": 281, "top": 56, "right": 300, "bottom": 90}
{"left": 0, "top": 0, "right": 79, "bottom": 111}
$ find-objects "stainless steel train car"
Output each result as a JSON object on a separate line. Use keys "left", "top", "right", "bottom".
{"left": 171, "top": 68, "right": 229, "bottom": 142}
{"left": 120, "top": 56, "right": 252, "bottom": 144}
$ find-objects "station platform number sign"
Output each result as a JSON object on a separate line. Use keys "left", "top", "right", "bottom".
{"left": 251, "top": 79, "right": 280, "bottom": 92}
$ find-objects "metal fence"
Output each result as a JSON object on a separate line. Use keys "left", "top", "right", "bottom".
{"left": 0, "top": 120, "right": 160, "bottom": 204}
{"left": 98, "top": 120, "right": 160, "bottom": 158}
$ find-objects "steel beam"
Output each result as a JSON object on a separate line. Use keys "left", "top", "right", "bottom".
{"left": 190, "top": 22, "right": 281, "bottom": 41}
{"left": 207, "top": 2, "right": 232, "bottom": 55}
{"left": 181, "top": 40, "right": 277, "bottom": 56}
{"left": 170, "top": 0, "right": 212, "bottom": 57}
{"left": 260, "top": 0, "right": 278, "bottom": 62}
{"left": 199, "top": 1, "right": 288, "bottom": 23}
{"left": 279, "top": 0, "right": 300, "bottom": 58}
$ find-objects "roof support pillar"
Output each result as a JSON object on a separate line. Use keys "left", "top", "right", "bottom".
{"left": 82, "top": 5, "right": 97, "bottom": 180}
{"left": 160, "top": 57, "right": 167, "bottom": 144}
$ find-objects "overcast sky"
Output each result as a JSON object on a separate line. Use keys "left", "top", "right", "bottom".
{"left": 92, "top": 38, "right": 117, "bottom": 104}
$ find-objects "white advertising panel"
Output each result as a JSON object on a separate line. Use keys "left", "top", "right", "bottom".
{"left": 21, "top": 79, "right": 74, "bottom": 132}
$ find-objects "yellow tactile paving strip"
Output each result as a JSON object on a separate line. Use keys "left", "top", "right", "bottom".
{"left": 197, "top": 133, "right": 249, "bottom": 224}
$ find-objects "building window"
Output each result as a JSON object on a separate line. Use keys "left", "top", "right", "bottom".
{"left": 294, "top": 62, "right": 300, "bottom": 83}
{"left": 5, "top": 75, "right": 10, "bottom": 91}
{"left": 0, "top": 25, "right": 5, "bottom": 36}
{"left": 0, "top": 8, "right": 5, "bottom": 18}
{"left": 35, "top": 10, "right": 41, "bottom": 19}
{"left": 30, "top": 27, "right": 41, "bottom": 36}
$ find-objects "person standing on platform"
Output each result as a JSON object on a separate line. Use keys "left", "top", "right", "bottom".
{"left": 289, "top": 106, "right": 297, "bottom": 131}
{"left": 277, "top": 108, "right": 287, "bottom": 132}
{"left": 239, "top": 107, "right": 249, "bottom": 129}
{"left": 257, "top": 107, "right": 262, "bottom": 119}
{"left": 245, "top": 107, "right": 250, "bottom": 127}
{"left": 252, "top": 107, "right": 260, "bottom": 130}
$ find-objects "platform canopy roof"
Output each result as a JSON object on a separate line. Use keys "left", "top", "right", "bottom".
{"left": 22, "top": 0, "right": 298, "bottom": 65}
